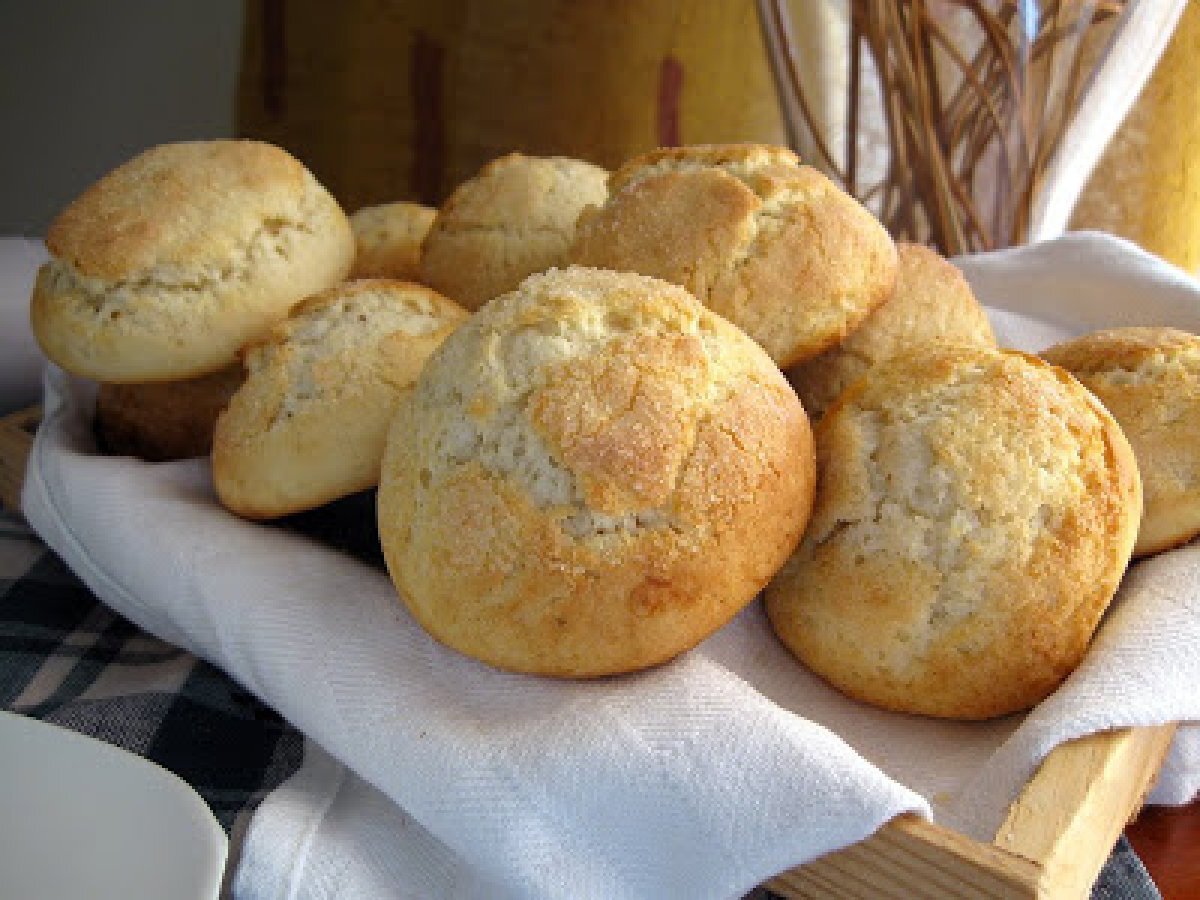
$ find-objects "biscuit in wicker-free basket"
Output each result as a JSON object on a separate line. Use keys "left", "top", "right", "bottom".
{"left": 570, "top": 143, "right": 897, "bottom": 369}
{"left": 213, "top": 279, "right": 467, "bottom": 519}
{"left": 419, "top": 154, "right": 609, "bottom": 311}
{"left": 31, "top": 140, "right": 354, "bottom": 383}
{"left": 1042, "top": 326, "right": 1200, "bottom": 557}
{"left": 378, "top": 266, "right": 816, "bottom": 677}
{"left": 349, "top": 201, "right": 436, "bottom": 281}
{"left": 95, "top": 364, "right": 244, "bottom": 462}
{"left": 766, "top": 345, "right": 1141, "bottom": 720}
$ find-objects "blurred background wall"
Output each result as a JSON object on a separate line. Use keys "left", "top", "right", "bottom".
{"left": 0, "top": 1, "right": 244, "bottom": 236}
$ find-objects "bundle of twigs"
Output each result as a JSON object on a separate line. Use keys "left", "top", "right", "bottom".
{"left": 758, "top": 0, "right": 1129, "bottom": 254}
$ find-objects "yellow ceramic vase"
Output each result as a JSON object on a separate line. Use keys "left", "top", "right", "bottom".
{"left": 1071, "top": 4, "right": 1200, "bottom": 273}
{"left": 238, "top": 0, "right": 787, "bottom": 212}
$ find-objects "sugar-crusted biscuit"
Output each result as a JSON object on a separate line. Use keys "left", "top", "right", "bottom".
{"left": 765, "top": 345, "right": 1141, "bottom": 720}
{"left": 95, "top": 364, "right": 244, "bottom": 462}
{"left": 570, "top": 143, "right": 898, "bottom": 368}
{"left": 419, "top": 154, "right": 609, "bottom": 311}
{"left": 378, "top": 266, "right": 816, "bottom": 677}
{"left": 349, "top": 201, "right": 436, "bottom": 280}
{"left": 31, "top": 140, "right": 354, "bottom": 383}
{"left": 786, "top": 242, "right": 996, "bottom": 418}
{"left": 1041, "top": 326, "right": 1200, "bottom": 557}
{"left": 213, "top": 279, "right": 468, "bottom": 519}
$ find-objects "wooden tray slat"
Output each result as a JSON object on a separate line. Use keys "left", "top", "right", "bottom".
{"left": 769, "top": 814, "right": 1041, "bottom": 899}
{"left": 0, "top": 405, "right": 39, "bottom": 513}
{"left": 769, "top": 724, "right": 1175, "bottom": 899}
{"left": 0, "top": 406, "right": 1178, "bottom": 897}
{"left": 994, "top": 723, "right": 1178, "bottom": 898}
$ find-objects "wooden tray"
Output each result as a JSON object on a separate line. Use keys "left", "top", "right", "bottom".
{"left": 0, "top": 405, "right": 39, "bottom": 514}
{"left": 0, "top": 404, "right": 1178, "bottom": 898}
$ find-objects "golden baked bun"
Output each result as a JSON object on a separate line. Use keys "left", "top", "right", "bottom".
{"left": 570, "top": 143, "right": 897, "bottom": 368}
{"left": 213, "top": 279, "right": 467, "bottom": 519}
{"left": 1041, "top": 326, "right": 1200, "bottom": 557}
{"left": 95, "top": 364, "right": 244, "bottom": 462}
{"left": 766, "top": 345, "right": 1141, "bottom": 720}
{"left": 378, "top": 266, "right": 816, "bottom": 677}
{"left": 349, "top": 201, "right": 436, "bottom": 280}
{"left": 786, "top": 242, "right": 996, "bottom": 418}
{"left": 31, "top": 140, "right": 354, "bottom": 383}
{"left": 419, "top": 153, "right": 609, "bottom": 310}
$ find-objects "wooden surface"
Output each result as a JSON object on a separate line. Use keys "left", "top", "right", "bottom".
{"left": 1127, "top": 802, "right": 1200, "bottom": 900}
{"left": 767, "top": 725, "right": 1177, "bottom": 899}
{"left": 994, "top": 724, "right": 1178, "bottom": 898}
{"left": 0, "top": 405, "right": 38, "bottom": 513}
{"left": 767, "top": 814, "right": 1041, "bottom": 899}
{"left": 0, "top": 405, "right": 1185, "bottom": 898}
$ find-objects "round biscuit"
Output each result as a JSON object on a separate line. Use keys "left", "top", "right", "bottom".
{"left": 570, "top": 143, "right": 898, "bottom": 368}
{"left": 378, "top": 265, "right": 816, "bottom": 677}
{"left": 95, "top": 364, "right": 244, "bottom": 462}
{"left": 213, "top": 279, "right": 467, "bottom": 518}
{"left": 31, "top": 140, "right": 354, "bottom": 382}
{"left": 349, "top": 201, "right": 436, "bottom": 281}
{"left": 766, "top": 345, "right": 1141, "bottom": 720}
{"left": 1041, "top": 326, "right": 1200, "bottom": 557}
{"left": 419, "top": 154, "right": 609, "bottom": 310}
{"left": 787, "top": 242, "right": 996, "bottom": 418}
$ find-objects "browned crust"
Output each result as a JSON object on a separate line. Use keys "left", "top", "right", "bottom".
{"left": 418, "top": 153, "right": 609, "bottom": 310}
{"left": 349, "top": 201, "right": 437, "bottom": 280}
{"left": 571, "top": 155, "right": 897, "bottom": 368}
{"left": 212, "top": 279, "right": 467, "bottom": 519}
{"left": 1041, "top": 326, "right": 1200, "bottom": 557}
{"left": 47, "top": 140, "right": 310, "bottom": 279}
{"left": 766, "top": 346, "right": 1142, "bottom": 720}
{"left": 31, "top": 140, "right": 354, "bottom": 382}
{"left": 605, "top": 142, "right": 801, "bottom": 194}
{"left": 786, "top": 242, "right": 996, "bottom": 418}
{"left": 1040, "top": 326, "right": 1199, "bottom": 374}
{"left": 378, "top": 266, "right": 816, "bottom": 677}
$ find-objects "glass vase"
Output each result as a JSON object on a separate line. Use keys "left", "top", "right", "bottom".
{"left": 757, "top": 0, "right": 1133, "bottom": 255}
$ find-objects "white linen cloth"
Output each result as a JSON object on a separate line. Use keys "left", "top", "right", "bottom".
{"left": 19, "top": 232, "right": 1200, "bottom": 899}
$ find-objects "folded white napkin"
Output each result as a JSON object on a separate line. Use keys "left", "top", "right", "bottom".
{"left": 20, "top": 233, "right": 1200, "bottom": 899}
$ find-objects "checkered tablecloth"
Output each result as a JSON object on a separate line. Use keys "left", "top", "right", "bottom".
{"left": 0, "top": 510, "right": 303, "bottom": 882}
{"left": 0, "top": 505, "right": 1165, "bottom": 899}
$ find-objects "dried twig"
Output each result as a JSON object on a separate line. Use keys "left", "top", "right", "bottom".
{"left": 759, "top": 0, "right": 1128, "bottom": 254}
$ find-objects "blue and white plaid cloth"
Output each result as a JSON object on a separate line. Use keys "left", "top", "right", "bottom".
{"left": 0, "top": 510, "right": 302, "bottom": 875}
{"left": 0, "top": 507, "right": 1163, "bottom": 898}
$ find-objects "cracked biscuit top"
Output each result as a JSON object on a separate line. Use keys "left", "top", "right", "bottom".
{"left": 765, "top": 345, "right": 1141, "bottom": 720}
{"left": 570, "top": 143, "right": 898, "bottom": 369}
{"left": 213, "top": 279, "right": 467, "bottom": 519}
{"left": 377, "top": 266, "right": 816, "bottom": 677}
{"left": 30, "top": 140, "right": 354, "bottom": 382}
{"left": 1041, "top": 326, "right": 1200, "bottom": 557}
{"left": 418, "top": 153, "right": 609, "bottom": 311}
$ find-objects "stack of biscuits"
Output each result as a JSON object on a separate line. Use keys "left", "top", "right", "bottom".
{"left": 30, "top": 139, "right": 1199, "bottom": 720}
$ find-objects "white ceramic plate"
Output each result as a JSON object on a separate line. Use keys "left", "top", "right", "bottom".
{"left": 0, "top": 710, "right": 227, "bottom": 900}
